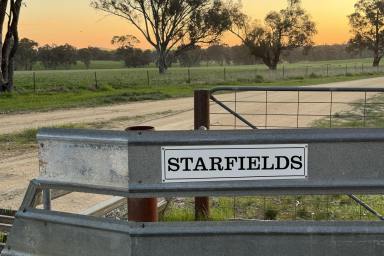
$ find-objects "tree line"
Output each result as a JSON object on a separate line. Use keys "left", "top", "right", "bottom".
{"left": 14, "top": 38, "right": 154, "bottom": 70}
{"left": 14, "top": 37, "right": 373, "bottom": 71}
{"left": 14, "top": 38, "right": 255, "bottom": 70}
{"left": 1, "top": 0, "right": 384, "bottom": 93}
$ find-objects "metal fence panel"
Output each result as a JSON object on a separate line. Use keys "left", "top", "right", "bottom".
{"left": 3, "top": 208, "right": 384, "bottom": 256}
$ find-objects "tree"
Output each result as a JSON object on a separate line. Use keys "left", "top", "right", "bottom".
{"left": 115, "top": 47, "right": 153, "bottom": 67}
{"left": 87, "top": 46, "right": 116, "bottom": 60}
{"left": 0, "top": 0, "right": 23, "bottom": 92}
{"left": 38, "top": 44, "right": 77, "bottom": 69}
{"left": 37, "top": 45, "right": 54, "bottom": 69}
{"left": 229, "top": 0, "right": 316, "bottom": 70}
{"left": 91, "top": 0, "right": 232, "bottom": 73}
{"left": 348, "top": 0, "right": 384, "bottom": 66}
{"left": 205, "top": 44, "right": 230, "bottom": 65}
{"left": 14, "top": 38, "right": 38, "bottom": 70}
{"left": 177, "top": 45, "right": 202, "bottom": 67}
{"left": 111, "top": 34, "right": 140, "bottom": 48}
{"left": 53, "top": 44, "right": 77, "bottom": 68}
{"left": 78, "top": 48, "right": 92, "bottom": 69}
{"left": 229, "top": 45, "right": 256, "bottom": 65}
{"left": 112, "top": 34, "right": 152, "bottom": 67}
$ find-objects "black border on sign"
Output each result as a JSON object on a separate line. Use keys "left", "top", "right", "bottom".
{"left": 162, "top": 146, "right": 307, "bottom": 182}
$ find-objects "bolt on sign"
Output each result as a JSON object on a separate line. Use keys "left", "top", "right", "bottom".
{"left": 162, "top": 145, "right": 308, "bottom": 183}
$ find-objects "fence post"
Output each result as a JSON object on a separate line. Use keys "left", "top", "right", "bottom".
{"left": 188, "top": 68, "right": 191, "bottom": 84}
{"left": 126, "top": 126, "right": 158, "bottom": 222}
{"left": 147, "top": 70, "right": 150, "bottom": 86}
{"left": 345, "top": 64, "right": 348, "bottom": 76}
{"left": 94, "top": 72, "right": 98, "bottom": 89}
{"left": 194, "top": 90, "right": 210, "bottom": 220}
{"left": 224, "top": 67, "right": 226, "bottom": 81}
{"left": 33, "top": 72, "right": 36, "bottom": 93}
{"left": 362, "top": 63, "right": 364, "bottom": 73}
{"left": 282, "top": 65, "right": 285, "bottom": 79}
{"left": 326, "top": 64, "right": 329, "bottom": 77}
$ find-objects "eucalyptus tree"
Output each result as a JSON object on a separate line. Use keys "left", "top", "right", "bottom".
{"left": 91, "top": 0, "right": 232, "bottom": 73}
{"left": 348, "top": 0, "right": 384, "bottom": 66}
{"left": 229, "top": 0, "right": 316, "bottom": 70}
{"left": 0, "top": 0, "right": 23, "bottom": 92}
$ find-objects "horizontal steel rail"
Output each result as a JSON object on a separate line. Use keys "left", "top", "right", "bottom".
{"left": 35, "top": 128, "right": 384, "bottom": 197}
{"left": 210, "top": 86, "right": 384, "bottom": 93}
{"left": 3, "top": 208, "right": 384, "bottom": 256}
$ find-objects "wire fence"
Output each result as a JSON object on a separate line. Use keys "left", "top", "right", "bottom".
{"left": 12, "top": 63, "right": 384, "bottom": 94}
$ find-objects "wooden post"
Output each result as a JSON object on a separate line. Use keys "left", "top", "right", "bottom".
{"left": 33, "top": 72, "right": 36, "bottom": 93}
{"left": 194, "top": 90, "right": 210, "bottom": 220}
{"left": 147, "top": 70, "right": 150, "bottom": 86}
{"left": 94, "top": 72, "right": 98, "bottom": 89}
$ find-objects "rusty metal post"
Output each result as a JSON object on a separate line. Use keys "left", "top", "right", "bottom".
{"left": 194, "top": 90, "right": 210, "bottom": 220}
{"left": 126, "top": 126, "right": 158, "bottom": 222}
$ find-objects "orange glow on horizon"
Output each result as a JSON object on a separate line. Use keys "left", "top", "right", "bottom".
{"left": 19, "top": 0, "right": 356, "bottom": 49}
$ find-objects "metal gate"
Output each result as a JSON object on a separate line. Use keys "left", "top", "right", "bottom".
{"left": 208, "top": 86, "right": 384, "bottom": 130}
{"left": 193, "top": 86, "right": 384, "bottom": 221}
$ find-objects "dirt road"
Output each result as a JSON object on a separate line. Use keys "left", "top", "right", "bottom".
{"left": 1, "top": 77, "right": 384, "bottom": 211}
{"left": 1, "top": 77, "right": 384, "bottom": 134}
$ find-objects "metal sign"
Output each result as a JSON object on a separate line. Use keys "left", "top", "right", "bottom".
{"left": 162, "top": 145, "right": 308, "bottom": 183}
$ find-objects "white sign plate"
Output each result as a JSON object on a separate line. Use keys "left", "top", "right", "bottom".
{"left": 162, "top": 144, "right": 308, "bottom": 183}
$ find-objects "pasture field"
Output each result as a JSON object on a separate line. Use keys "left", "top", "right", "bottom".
{"left": 0, "top": 57, "right": 383, "bottom": 113}
{"left": 14, "top": 58, "right": 380, "bottom": 93}
{"left": 26, "top": 58, "right": 375, "bottom": 71}
{"left": 1, "top": 74, "right": 382, "bottom": 113}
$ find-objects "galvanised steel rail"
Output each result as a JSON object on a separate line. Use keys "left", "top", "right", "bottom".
{"left": 210, "top": 86, "right": 384, "bottom": 93}
{"left": 3, "top": 128, "right": 384, "bottom": 256}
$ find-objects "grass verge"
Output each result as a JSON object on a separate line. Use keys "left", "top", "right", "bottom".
{"left": 0, "top": 232, "right": 6, "bottom": 245}
{"left": 159, "top": 195, "right": 384, "bottom": 221}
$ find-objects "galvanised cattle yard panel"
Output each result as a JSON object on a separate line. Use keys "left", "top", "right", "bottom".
{"left": 3, "top": 127, "right": 384, "bottom": 255}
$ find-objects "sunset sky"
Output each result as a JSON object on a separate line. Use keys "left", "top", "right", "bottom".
{"left": 19, "top": 0, "right": 357, "bottom": 49}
